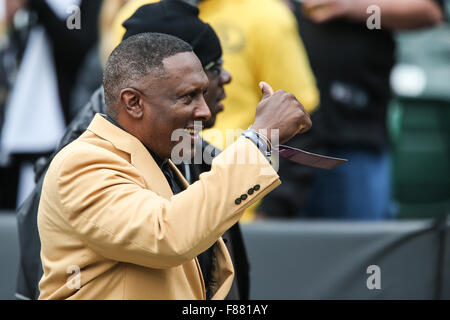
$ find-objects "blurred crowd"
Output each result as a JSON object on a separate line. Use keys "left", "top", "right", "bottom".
{"left": 0, "top": 0, "right": 449, "bottom": 220}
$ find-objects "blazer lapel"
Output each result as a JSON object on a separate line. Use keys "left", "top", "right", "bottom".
{"left": 168, "top": 160, "right": 190, "bottom": 190}
{"left": 86, "top": 113, "right": 173, "bottom": 199}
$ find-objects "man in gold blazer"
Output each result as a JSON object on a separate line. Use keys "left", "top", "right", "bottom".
{"left": 37, "top": 32, "right": 311, "bottom": 299}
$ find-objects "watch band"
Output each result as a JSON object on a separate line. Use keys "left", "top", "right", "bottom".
{"left": 241, "top": 129, "right": 272, "bottom": 162}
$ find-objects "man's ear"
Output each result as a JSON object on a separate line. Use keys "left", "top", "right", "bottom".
{"left": 120, "top": 88, "right": 144, "bottom": 119}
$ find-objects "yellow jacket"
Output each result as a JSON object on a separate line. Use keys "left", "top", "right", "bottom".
{"left": 37, "top": 114, "right": 280, "bottom": 299}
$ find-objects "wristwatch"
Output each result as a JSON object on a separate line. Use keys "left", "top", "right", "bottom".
{"left": 241, "top": 129, "right": 272, "bottom": 162}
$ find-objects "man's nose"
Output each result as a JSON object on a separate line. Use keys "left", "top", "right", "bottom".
{"left": 194, "top": 96, "right": 211, "bottom": 122}
{"left": 220, "top": 68, "right": 232, "bottom": 85}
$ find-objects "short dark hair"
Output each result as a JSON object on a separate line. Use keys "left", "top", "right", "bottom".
{"left": 103, "top": 32, "right": 193, "bottom": 118}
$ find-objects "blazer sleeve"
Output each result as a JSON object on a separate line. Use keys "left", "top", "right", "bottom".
{"left": 50, "top": 137, "right": 280, "bottom": 269}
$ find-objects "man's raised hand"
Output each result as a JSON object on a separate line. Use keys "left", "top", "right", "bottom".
{"left": 252, "top": 81, "right": 312, "bottom": 144}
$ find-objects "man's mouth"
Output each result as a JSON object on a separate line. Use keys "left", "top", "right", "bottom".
{"left": 216, "top": 92, "right": 226, "bottom": 112}
{"left": 185, "top": 127, "right": 197, "bottom": 135}
{"left": 216, "top": 101, "right": 224, "bottom": 113}
{"left": 218, "top": 91, "right": 226, "bottom": 102}
{"left": 184, "top": 125, "right": 203, "bottom": 142}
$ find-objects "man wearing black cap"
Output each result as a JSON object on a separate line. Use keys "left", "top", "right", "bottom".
{"left": 17, "top": 0, "right": 251, "bottom": 300}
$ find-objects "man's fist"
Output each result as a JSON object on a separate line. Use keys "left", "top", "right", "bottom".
{"left": 252, "top": 81, "right": 312, "bottom": 145}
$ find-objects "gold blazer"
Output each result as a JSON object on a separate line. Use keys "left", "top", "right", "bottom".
{"left": 37, "top": 114, "right": 280, "bottom": 299}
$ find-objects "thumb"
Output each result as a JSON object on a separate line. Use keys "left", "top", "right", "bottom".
{"left": 259, "top": 81, "right": 274, "bottom": 100}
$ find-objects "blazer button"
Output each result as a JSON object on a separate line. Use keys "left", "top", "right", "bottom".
{"left": 240, "top": 194, "right": 248, "bottom": 201}
{"left": 235, "top": 198, "right": 241, "bottom": 205}
{"left": 254, "top": 184, "right": 260, "bottom": 191}
{"left": 248, "top": 188, "right": 254, "bottom": 195}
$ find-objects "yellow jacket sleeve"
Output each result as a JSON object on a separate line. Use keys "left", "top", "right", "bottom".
{"left": 42, "top": 137, "right": 280, "bottom": 269}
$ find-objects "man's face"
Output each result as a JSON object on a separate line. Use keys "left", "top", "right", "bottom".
{"left": 137, "top": 51, "right": 210, "bottom": 159}
{"left": 203, "top": 59, "right": 232, "bottom": 128}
